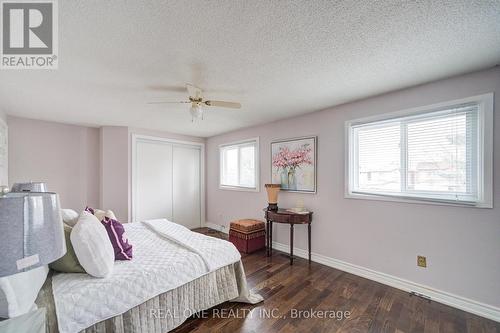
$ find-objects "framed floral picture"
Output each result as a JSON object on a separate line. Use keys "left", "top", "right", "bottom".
{"left": 271, "top": 136, "right": 317, "bottom": 193}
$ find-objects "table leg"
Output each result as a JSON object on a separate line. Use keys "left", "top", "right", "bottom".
{"left": 290, "top": 223, "right": 294, "bottom": 265}
{"left": 266, "top": 220, "right": 270, "bottom": 256}
{"left": 269, "top": 221, "right": 273, "bottom": 257}
{"left": 308, "top": 223, "right": 311, "bottom": 263}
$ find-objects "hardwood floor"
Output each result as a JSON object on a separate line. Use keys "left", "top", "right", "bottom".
{"left": 171, "top": 228, "right": 500, "bottom": 333}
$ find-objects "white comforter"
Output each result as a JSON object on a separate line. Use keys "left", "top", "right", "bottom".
{"left": 52, "top": 220, "right": 242, "bottom": 333}
{"left": 143, "top": 219, "right": 241, "bottom": 271}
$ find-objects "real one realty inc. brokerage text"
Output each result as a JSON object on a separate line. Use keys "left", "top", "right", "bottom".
{"left": 150, "top": 308, "right": 352, "bottom": 320}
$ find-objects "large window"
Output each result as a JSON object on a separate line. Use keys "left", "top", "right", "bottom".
{"left": 346, "top": 94, "right": 493, "bottom": 207}
{"left": 220, "top": 138, "right": 259, "bottom": 191}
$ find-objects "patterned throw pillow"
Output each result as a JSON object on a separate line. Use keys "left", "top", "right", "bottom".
{"left": 101, "top": 217, "right": 133, "bottom": 260}
{"left": 85, "top": 206, "right": 133, "bottom": 260}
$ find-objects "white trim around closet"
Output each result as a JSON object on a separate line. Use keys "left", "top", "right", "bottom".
{"left": 130, "top": 134, "right": 205, "bottom": 227}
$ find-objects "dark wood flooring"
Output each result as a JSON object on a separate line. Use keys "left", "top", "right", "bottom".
{"left": 171, "top": 228, "right": 500, "bottom": 333}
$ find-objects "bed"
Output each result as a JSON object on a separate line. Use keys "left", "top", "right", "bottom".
{"left": 35, "top": 220, "right": 262, "bottom": 333}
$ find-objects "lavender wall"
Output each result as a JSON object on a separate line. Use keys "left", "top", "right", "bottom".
{"left": 6, "top": 119, "right": 205, "bottom": 222}
{"left": 100, "top": 126, "right": 129, "bottom": 221}
{"left": 0, "top": 109, "right": 7, "bottom": 186}
{"left": 206, "top": 67, "right": 500, "bottom": 308}
{"left": 8, "top": 116, "right": 100, "bottom": 210}
{"left": 7, "top": 120, "right": 204, "bottom": 223}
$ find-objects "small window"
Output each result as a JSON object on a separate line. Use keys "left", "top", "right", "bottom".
{"left": 219, "top": 138, "right": 259, "bottom": 191}
{"left": 346, "top": 94, "right": 493, "bottom": 207}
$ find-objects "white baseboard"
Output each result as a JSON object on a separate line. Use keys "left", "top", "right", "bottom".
{"left": 271, "top": 241, "right": 500, "bottom": 323}
{"left": 206, "top": 221, "right": 229, "bottom": 234}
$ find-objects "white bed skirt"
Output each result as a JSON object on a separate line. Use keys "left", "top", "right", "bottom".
{"left": 36, "top": 260, "right": 261, "bottom": 333}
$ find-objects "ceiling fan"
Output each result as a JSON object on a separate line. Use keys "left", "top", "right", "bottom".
{"left": 147, "top": 83, "right": 242, "bottom": 121}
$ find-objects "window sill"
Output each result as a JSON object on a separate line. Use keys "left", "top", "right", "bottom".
{"left": 219, "top": 185, "right": 260, "bottom": 193}
{"left": 345, "top": 192, "right": 492, "bottom": 209}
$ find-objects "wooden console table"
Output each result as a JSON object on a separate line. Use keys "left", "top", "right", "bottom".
{"left": 264, "top": 208, "right": 313, "bottom": 265}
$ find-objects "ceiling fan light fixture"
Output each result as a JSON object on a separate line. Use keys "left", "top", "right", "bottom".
{"left": 190, "top": 103, "right": 203, "bottom": 121}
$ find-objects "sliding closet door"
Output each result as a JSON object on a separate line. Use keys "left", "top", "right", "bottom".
{"left": 134, "top": 140, "right": 173, "bottom": 222}
{"left": 172, "top": 145, "right": 201, "bottom": 229}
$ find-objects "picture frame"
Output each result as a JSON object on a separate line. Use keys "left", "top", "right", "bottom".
{"left": 271, "top": 136, "right": 317, "bottom": 193}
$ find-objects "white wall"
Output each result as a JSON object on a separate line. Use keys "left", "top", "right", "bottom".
{"left": 206, "top": 67, "right": 500, "bottom": 310}
{"left": 8, "top": 116, "right": 100, "bottom": 210}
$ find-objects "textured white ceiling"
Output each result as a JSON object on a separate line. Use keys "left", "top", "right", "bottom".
{"left": 1, "top": 1, "right": 499, "bottom": 137}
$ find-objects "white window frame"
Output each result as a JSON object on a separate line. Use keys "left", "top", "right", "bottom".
{"left": 345, "top": 93, "right": 494, "bottom": 208}
{"left": 219, "top": 137, "right": 260, "bottom": 192}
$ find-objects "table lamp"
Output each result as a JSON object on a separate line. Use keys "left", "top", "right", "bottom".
{"left": 0, "top": 183, "right": 65, "bottom": 277}
{"left": 0, "top": 182, "right": 66, "bottom": 318}
{"left": 265, "top": 184, "right": 281, "bottom": 211}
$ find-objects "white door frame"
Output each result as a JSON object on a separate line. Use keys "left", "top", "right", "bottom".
{"left": 130, "top": 134, "right": 205, "bottom": 228}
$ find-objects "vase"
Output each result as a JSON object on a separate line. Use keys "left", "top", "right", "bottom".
{"left": 288, "top": 168, "right": 297, "bottom": 190}
{"left": 280, "top": 169, "right": 289, "bottom": 189}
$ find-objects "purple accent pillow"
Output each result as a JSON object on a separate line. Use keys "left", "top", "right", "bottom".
{"left": 101, "top": 216, "right": 133, "bottom": 260}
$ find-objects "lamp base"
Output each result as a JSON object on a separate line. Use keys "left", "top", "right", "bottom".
{"left": 267, "top": 203, "right": 278, "bottom": 211}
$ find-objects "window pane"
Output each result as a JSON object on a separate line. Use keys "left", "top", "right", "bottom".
{"left": 220, "top": 140, "right": 258, "bottom": 189}
{"left": 356, "top": 124, "right": 401, "bottom": 192}
{"left": 222, "top": 147, "right": 238, "bottom": 186}
{"left": 407, "top": 113, "right": 468, "bottom": 194}
{"left": 239, "top": 146, "right": 255, "bottom": 187}
{"left": 349, "top": 99, "right": 488, "bottom": 205}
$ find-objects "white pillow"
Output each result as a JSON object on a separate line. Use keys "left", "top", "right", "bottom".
{"left": 61, "top": 209, "right": 79, "bottom": 227}
{"left": 105, "top": 210, "right": 117, "bottom": 221}
{"left": 70, "top": 211, "right": 114, "bottom": 278}
{"left": 0, "top": 265, "right": 49, "bottom": 318}
{"left": 92, "top": 209, "right": 117, "bottom": 222}
{"left": 93, "top": 208, "right": 106, "bottom": 222}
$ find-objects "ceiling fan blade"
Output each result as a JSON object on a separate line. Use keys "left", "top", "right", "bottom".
{"left": 146, "top": 85, "right": 186, "bottom": 93}
{"left": 204, "top": 100, "right": 242, "bottom": 109}
{"left": 186, "top": 83, "right": 202, "bottom": 99}
{"left": 146, "top": 101, "right": 191, "bottom": 104}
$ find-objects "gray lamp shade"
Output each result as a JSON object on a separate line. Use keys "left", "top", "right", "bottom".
{"left": 0, "top": 192, "right": 66, "bottom": 277}
{"left": 10, "top": 182, "right": 48, "bottom": 193}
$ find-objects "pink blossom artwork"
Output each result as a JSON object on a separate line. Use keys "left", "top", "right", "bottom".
{"left": 271, "top": 136, "right": 316, "bottom": 192}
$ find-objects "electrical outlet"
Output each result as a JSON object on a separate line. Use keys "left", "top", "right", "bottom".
{"left": 417, "top": 255, "right": 427, "bottom": 268}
